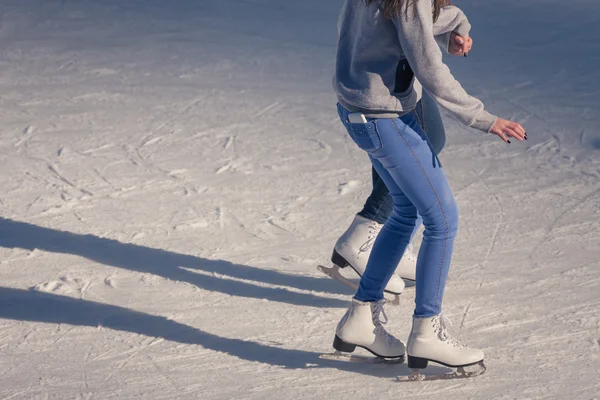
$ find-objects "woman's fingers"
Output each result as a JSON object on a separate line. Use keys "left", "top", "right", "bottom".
{"left": 465, "top": 37, "right": 473, "bottom": 53}
{"left": 507, "top": 122, "right": 526, "bottom": 140}
{"left": 453, "top": 34, "right": 465, "bottom": 46}
{"left": 491, "top": 118, "right": 527, "bottom": 143}
{"left": 505, "top": 128, "right": 522, "bottom": 142}
{"left": 449, "top": 34, "right": 474, "bottom": 56}
{"left": 451, "top": 33, "right": 471, "bottom": 56}
{"left": 513, "top": 122, "right": 526, "bottom": 137}
{"left": 491, "top": 128, "right": 511, "bottom": 143}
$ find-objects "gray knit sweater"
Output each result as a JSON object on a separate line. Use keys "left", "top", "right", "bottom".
{"left": 333, "top": 0, "right": 497, "bottom": 132}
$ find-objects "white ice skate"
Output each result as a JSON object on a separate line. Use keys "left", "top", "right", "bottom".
{"left": 395, "top": 242, "right": 417, "bottom": 282}
{"left": 398, "top": 314, "right": 486, "bottom": 381}
{"left": 320, "top": 299, "right": 405, "bottom": 364}
{"left": 319, "top": 215, "right": 411, "bottom": 303}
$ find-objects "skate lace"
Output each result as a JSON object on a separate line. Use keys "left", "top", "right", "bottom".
{"left": 358, "top": 221, "right": 382, "bottom": 253}
{"left": 372, "top": 300, "right": 400, "bottom": 345}
{"left": 434, "top": 315, "right": 467, "bottom": 349}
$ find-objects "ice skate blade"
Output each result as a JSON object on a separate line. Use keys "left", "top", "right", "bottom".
{"left": 317, "top": 265, "right": 401, "bottom": 306}
{"left": 320, "top": 351, "right": 404, "bottom": 365}
{"left": 397, "top": 361, "right": 486, "bottom": 381}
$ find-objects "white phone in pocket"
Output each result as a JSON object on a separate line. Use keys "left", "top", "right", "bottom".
{"left": 347, "top": 112, "right": 368, "bottom": 124}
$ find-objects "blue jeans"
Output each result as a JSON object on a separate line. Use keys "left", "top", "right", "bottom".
{"left": 337, "top": 103, "right": 458, "bottom": 317}
{"left": 358, "top": 91, "right": 446, "bottom": 225}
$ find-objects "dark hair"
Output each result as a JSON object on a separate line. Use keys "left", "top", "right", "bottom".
{"left": 365, "top": 0, "right": 453, "bottom": 22}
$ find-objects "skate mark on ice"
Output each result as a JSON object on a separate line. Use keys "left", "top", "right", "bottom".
{"left": 33, "top": 280, "right": 70, "bottom": 294}
{"left": 104, "top": 275, "right": 117, "bottom": 288}
{"left": 47, "top": 163, "right": 94, "bottom": 196}
{"left": 56, "top": 145, "right": 67, "bottom": 157}
{"left": 168, "top": 169, "right": 188, "bottom": 177}
{"left": 475, "top": 317, "right": 538, "bottom": 333}
{"left": 338, "top": 180, "right": 361, "bottom": 196}
{"left": 526, "top": 138, "right": 560, "bottom": 155}
{"left": 139, "top": 96, "right": 204, "bottom": 154}
{"left": 172, "top": 219, "right": 209, "bottom": 231}
{"left": 93, "top": 168, "right": 117, "bottom": 191}
{"left": 459, "top": 177, "right": 504, "bottom": 335}
{"left": 308, "top": 137, "right": 332, "bottom": 156}
{"left": 80, "top": 279, "right": 93, "bottom": 300}
{"left": 520, "top": 331, "right": 589, "bottom": 350}
{"left": 182, "top": 123, "right": 246, "bottom": 143}
{"left": 120, "top": 144, "right": 156, "bottom": 174}
{"left": 215, "top": 162, "right": 232, "bottom": 174}
{"left": 265, "top": 217, "right": 291, "bottom": 233}
{"left": 98, "top": 337, "right": 164, "bottom": 390}
{"left": 255, "top": 101, "right": 284, "bottom": 118}
{"left": 14, "top": 125, "right": 35, "bottom": 147}
{"left": 2, "top": 388, "right": 32, "bottom": 400}
{"left": 142, "top": 135, "right": 168, "bottom": 147}
{"left": 93, "top": 338, "right": 165, "bottom": 363}
{"left": 215, "top": 158, "right": 254, "bottom": 175}
{"left": 0, "top": 322, "right": 76, "bottom": 380}
{"left": 32, "top": 276, "right": 91, "bottom": 297}
{"left": 147, "top": 354, "right": 179, "bottom": 392}
{"left": 81, "top": 144, "right": 116, "bottom": 155}
{"left": 13, "top": 327, "right": 37, "bottom": 351}
{"left": 86, "top": 68, "right": 118, "bottom": 76}
{"left": 123, "top": 143, "right": 195, "bottom": 195}
{"left": 217, "top": 206, "right": 225, "bottom": 230}
{"left": 528, "top": 187, "right": 600, "bottom": 258}
{"left": 224, "top": 135, "right": 235, "bottom": 150}
{"left": 458, "top": 302, "right": 474, "bottom": 337}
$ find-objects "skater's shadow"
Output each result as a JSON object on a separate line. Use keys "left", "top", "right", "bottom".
{"left": 0, "top": 287, "right": 426, "bottom": 378}
{"left": 0, "top": 218, "right": 352, "bottom": 308}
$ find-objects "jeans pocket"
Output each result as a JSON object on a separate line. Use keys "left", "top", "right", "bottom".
{"left": 346, "top": 120, "right": 382, "bottom": 153}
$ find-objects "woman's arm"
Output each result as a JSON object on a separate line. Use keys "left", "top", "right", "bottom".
{"left": 392, "top": 0, "right": 496, "bottom": 132}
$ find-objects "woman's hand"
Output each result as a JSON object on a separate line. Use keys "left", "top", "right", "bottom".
{"left": 449, "top": 32, "right": 472, "bottom": 56}
{"left": 490, "top": 118, "right": 527, "bottom": 144}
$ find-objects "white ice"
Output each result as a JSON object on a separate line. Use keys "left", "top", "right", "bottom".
{"left": 0, "top": 0, "right": 599, "bottom": 399}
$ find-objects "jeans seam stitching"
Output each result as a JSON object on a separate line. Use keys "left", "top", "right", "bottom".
{"left": 370, "top": 121, "right": 383, "bottom": 153}
{"left": 421, "top": 100, "right": 428, "bottom": 133}
{"left": 372, "top": 193, "right": 390, "bottom": 223}
{"left": 391, "top": 119, "right": 450, "bottom": 315}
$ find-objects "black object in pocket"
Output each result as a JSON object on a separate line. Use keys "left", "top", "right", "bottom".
{"left": 394, "top": 59, "right": 414, "bottom": 93}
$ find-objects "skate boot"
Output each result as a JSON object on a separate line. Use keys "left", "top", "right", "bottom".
{"left": 333, "top": 299, "right": 405, "bottom": 360}
{"left": 331, "top": 215, "right": 406, "bottom": 294}
{"left": 401, "top": 314, "right": 486, "bottom": 380}
{"left": 395, "top": 242, "right": 416, "bottom": 282}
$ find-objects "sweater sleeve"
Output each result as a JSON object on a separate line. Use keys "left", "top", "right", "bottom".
{"left": 433, "top": 6, "right": 471, "bottom": 52}
{"left": 393, "top": 1, "right": 496, "bottom": 132}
